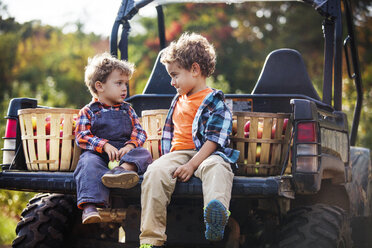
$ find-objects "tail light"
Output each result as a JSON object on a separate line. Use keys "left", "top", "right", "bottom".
{"left": 295, "top": 122, "right": 318, "bottom": 173}
{"left": 2, "top": 117, "right": 18, "bottom": 167}
{"left": 5, "top": 118, "right": 17, "bottom": 138}
{"left": 297, "top": 122, "right": 316, "bottom": 142}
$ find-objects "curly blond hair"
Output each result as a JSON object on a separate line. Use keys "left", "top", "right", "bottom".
{"left": 84, "top": 52, "right": 135, "bottom": 97}
{"left": 160, "top": 32, "right": 216, "bottom": 77}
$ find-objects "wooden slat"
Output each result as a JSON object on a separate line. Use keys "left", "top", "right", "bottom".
{"left": 259, "top": 117, "right": 272, "bottom": 175}
{"left": 25, "top": 115, "right": 39, "bottom": 170}
{"left": 281, "top": 119, "right": 293, "bottom": 174}
{"left": 281, "top": 119, "right": 292, "bottom": 163}
{"left": 142, "top": 109, "right": 168, "bottom": 116}
{"left": 49, "top": 113, "right": 60, "bottom": 171}
{"left": 18, "top": 115, "right": 31, "bottom": 170}
{"left": 32, "top": 160, "right": 56, "bottom": 163}
{"left": 150, "top": 113, "right": 160, "bottom": 159}
{"left": 236, "top": 115, "right": 245, "bottom": 165}
{"left": 247, "top": 117, "right": 258, "bottom": 174}
{"left": 230, "top": 137, "right": 286, "bottom": 144}
{"left": 234, "top": 111, "right": 289, "bottom": 118}
{"left": 36, "top": 113, "right": 48, "bottom": 170}
{"left": 142, "top": 116, "right": 151, "bottom": 155}
{"left": 70, "top": 112, "right": 81, "bottom": 171}
{"left": 270, "top": 118, "right": 284, "bottom": 174}
{"left": 60, "top": 114, "right": 73, "bottom": 171}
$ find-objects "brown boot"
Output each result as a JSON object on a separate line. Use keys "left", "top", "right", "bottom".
{"left": 82, "top": 204, "right": 101, "bottom": 224}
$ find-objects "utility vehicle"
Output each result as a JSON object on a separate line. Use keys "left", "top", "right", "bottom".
{"left": 1, "top": 0, "right": 371, "bottom": 247}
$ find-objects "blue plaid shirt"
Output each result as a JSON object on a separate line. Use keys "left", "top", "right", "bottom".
{"left": 161, "top": 89, "right": 239, "bottom": 163}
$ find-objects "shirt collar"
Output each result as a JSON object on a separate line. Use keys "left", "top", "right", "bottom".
{"left": 92, "top": 98, "right": 123, "bottom": 108}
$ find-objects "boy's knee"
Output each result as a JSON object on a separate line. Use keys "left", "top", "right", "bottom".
{"left": 202, "top": 156, "right": 229, "bottom": 170}
{"left": 143, "top": 162, "right": 174, "bottom": 184}
{"left": 196, "top": 156, "right": 233, "bottom": 178}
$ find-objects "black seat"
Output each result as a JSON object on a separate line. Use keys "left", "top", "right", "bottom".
{"left": 251, "top": 49, "right": 320, "bottom": 100}
{"left": 142, "top": 51, "right": 176, "bottom": 95}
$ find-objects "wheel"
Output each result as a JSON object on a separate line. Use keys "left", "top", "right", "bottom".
{"left": 278, "top": 204, "right": 352, "bottom": 248}
{"left": 238, "top": 212, "right": 278, "bottom": 248}
{"left": 12, "top": 193, "right": 76, "bottom": 248}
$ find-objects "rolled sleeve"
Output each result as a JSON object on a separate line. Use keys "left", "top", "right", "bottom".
{"left": 205, "top": 104, "right": 232, "bottom": 149}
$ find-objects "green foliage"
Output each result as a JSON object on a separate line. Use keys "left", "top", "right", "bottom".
{"left": 207, "top": 75, "right": 231, "bottom": 93}
{"left": 0, "top": 213, "right": 17, "bottom": 244}
{"left": 0, "top": 190, "right": 34, "bottom": 217}
{"left": 0, "top": 190, "right": 35, "bottom": 244}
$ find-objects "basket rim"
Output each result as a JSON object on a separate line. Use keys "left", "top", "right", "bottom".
{"left": 233, "top": 111, "right": 291, "bottom": 118}
{"left": 18, "top": 108, "right": 79, "bottom": 115}
{"left": 142, "top": 109, "right": 169, "bottom": 116}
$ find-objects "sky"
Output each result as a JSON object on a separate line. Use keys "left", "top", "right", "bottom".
{"left": 3, "top": 0, "right": 157, "bottom": 36}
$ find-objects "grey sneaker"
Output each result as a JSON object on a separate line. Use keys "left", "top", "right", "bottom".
{"left": 101, "top": 166, "right": 139, "bottom": 189}
{"left": 204, "top": 199, "right": 230, "bottom": 241}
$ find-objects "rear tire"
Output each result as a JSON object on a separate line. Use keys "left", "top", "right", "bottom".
{"left": 278, "top": 204, "right": 352, "bottom": 248}
{"left": 12, "top": 193, "right": 76, "bottom": 248}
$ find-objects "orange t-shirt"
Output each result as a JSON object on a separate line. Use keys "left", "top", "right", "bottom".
{"left": 171, "top": 88, "right": 213, "bottom": 151}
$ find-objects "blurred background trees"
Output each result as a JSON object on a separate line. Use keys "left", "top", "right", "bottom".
{"left": 0, "top": 0, "right": 371, "bottom": 244}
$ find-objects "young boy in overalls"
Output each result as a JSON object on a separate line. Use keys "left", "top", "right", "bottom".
{"left": 74, "top": 53, "right": 152, "bottom": 224}
{"left": 139, "top": 33, "right": 239, "bottom": 248}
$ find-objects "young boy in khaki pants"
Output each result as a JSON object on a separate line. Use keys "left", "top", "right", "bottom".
{"left": 139, "top": 33, "right": 239, "bottom": 248}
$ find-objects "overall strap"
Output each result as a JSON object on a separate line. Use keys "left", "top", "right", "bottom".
{"left": 119, "top": 102, "right": 130, "bottom": 111}
{"left": 88, "top": 102, "right": 101, "bottom": 114}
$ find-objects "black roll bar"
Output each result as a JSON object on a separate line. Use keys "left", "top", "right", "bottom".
{"left": 322, "top": 18, "right": 334, "bottom": 106}
{"left": 333, "top": 1, "right": 343, "bottom": 111}
{"left": 110, "top": 0, "right": 155, "bottom": 59}
{"left": 342, "top": 0, "right": 363, "bottom": 146}
{"left": 156, "top": 5, "right": 167, "bottom": 49}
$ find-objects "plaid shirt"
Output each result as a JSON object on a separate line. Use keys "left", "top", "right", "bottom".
{"left": 75, "top": 99, "right": 146, "bottom": 153}
{"left": 161, "top": 89, "right": 239, "bottom": 163}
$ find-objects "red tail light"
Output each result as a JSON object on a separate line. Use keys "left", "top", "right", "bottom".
{"left": 297, "top": 122, "right": 316, "bottom": 142}
{"left": 5, "top": 118, "right": 17, "bottom": 138}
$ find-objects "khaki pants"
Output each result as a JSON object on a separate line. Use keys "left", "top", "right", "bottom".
{"left": 139, "top": 150, "right": 234, "bottom": 246}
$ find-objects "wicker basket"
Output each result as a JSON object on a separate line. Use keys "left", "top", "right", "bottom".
{"left": 139, "top": 109, "right": 292, "bottom": 176}
{"left": 230, "top": 112, "right": 292, "bottom": 176}
{"left": 141, "top": 109, "right": 168, "bottom": 160}
{"left": 18, "top": 108, "right": 81, "bottom": 171}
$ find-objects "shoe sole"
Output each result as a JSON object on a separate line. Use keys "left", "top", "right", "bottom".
{"left": 204, "top": 200, "right": 229, "bottom": 241}
{"left": 101, "top": 171, "right": 139, "bottom": 189}
{"left": 82, "top": 213, "right": 101, "bottom": 224}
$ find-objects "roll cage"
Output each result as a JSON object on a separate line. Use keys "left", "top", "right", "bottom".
{"left": 110, "top": 0, "right": 363, "bottom": 146}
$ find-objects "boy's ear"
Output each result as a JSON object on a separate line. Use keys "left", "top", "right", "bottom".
{"left": 191, "top": 62, "right": 201, "bottom": 77}
{"left": 95, "top": 81, "right": 104, "bottom": 92}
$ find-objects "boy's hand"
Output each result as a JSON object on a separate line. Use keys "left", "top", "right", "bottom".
{"left": 118, "top": 143, "right": 135, "bottom": 159}
{"left": 173, "top": 163, "right": 196, "bottom": 182}
{"left": 103, "top": 143, "right": 119, "bottom": 161}
{"left": 172, "top": 141, "right": 218, "bottom": 182}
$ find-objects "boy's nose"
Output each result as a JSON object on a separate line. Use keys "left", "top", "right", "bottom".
{"left": 170, "top": 79, "right": 176, "bottom": 86}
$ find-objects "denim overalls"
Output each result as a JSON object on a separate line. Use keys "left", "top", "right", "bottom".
{"left": 73, "top": 102, "right": 152, "bottom": 208}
